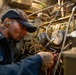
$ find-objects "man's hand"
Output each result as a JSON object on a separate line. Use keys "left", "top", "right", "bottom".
{"left": 37, "top": 52, "right": 54, "bottom": 71}
{"left": 52, "top": 51, "right": 59, "bottom": 58}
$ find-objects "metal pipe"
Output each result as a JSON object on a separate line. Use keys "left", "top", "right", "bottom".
{"left": 72, "top": 13, "right": 75, "bottom": 29}
{"left": 53, "top": 6, "right": 76, "bottom": 75}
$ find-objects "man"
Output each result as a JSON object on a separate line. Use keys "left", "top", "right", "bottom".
{"left": 0, "top": 9, "right": 54, "bottom": 75}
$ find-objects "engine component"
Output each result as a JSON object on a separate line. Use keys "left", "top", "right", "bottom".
{"left": 67, "top": 30, "right": 76, "bottom": 38}
{"left": 51, "top": 30, "right": 65, "bottom": 45}
{"left": 37, "top": 30, "right": 65, "bottom": 53}
{"left": 38, "top": 33, "right": 50, "bottom": 46}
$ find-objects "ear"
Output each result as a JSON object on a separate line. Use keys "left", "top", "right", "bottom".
{"left": 3, "top": 18, "right": 11, "bottom": 28}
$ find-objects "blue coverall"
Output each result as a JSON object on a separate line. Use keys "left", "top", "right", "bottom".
{"left": 0, "top": 32, "right": 42, "bottom": 75}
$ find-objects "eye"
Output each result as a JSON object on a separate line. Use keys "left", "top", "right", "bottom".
{"left": 19, "top": 24, "right": 23, "bottom": 28}
{"left": 20, "top": 24, "right": 27, "bottom": 30}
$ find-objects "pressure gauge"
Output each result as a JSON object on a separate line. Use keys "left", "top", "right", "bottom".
{"left": 51, "top": 30, "right": 64, "bottom": 45}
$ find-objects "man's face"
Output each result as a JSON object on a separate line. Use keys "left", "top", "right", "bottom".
{"left": 8, "top": 19, "right": 27, "bottom": 42}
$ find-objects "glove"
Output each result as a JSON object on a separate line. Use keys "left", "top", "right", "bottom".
{"left": 37, "top": 52, "right": 54, "bottom": 71}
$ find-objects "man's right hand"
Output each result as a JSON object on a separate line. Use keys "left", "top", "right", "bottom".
{"left": 37, "top": 52, "right": 54, "bottom": 71}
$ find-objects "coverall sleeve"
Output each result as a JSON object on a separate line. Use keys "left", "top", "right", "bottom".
{"left": 0, "top": 54, "right": 42, "bottom": 75}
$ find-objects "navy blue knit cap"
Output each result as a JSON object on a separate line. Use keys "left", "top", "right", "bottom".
{"left": 1, "top": 9, "right": 37, "bottom": 33}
